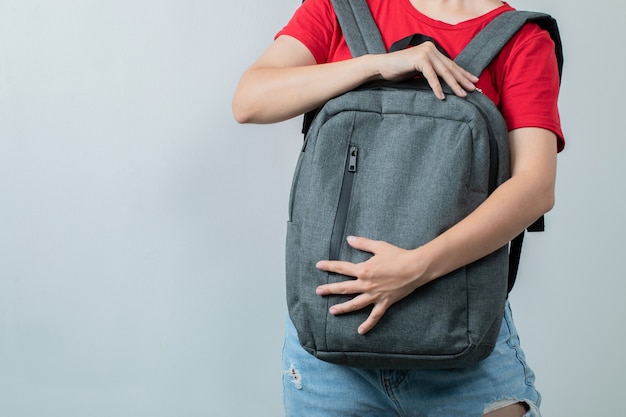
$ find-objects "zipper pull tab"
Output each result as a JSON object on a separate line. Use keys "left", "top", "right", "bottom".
{"left": 348, "top": 145, "right": 358, "bottom": 173}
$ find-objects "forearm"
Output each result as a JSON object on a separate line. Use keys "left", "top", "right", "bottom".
{"left": 232, "top": 55, "right": 379, "bottom": 124}
{"left": 415, "top": 128, "right": 557, "bottom": 283}
{"left": 417, "top": 174, "right": 552, "bottom": 282}
{"left": 232, "top": 36, "right": 478, "bottom": 125}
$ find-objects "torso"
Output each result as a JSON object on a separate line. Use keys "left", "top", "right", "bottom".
{"left": 276, "top": 0, "right": 565, "bottom": 147}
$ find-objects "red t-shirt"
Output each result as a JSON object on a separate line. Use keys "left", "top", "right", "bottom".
{"left": 277, "top": 0, "right": 565, "bottom": 150}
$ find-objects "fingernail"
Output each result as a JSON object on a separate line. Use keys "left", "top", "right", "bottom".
{"left": 329, "top": 307, "right": 337, "bottom": 315}
{"left": 347, "top": 236, "right": 357, "bottom": 244}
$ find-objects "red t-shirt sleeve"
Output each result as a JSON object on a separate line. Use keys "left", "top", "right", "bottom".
{"left": 275, "top": 0, "right": 336, "bottom": 64}
{"left": 495, "top": 23, "right": 565, "bottom": 151}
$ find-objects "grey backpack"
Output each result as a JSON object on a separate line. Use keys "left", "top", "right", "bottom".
{"left": 286, "top": 0, "right": 562, "bottom": 369}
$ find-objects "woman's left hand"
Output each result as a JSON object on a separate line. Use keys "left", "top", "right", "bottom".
{"left": 315, "top": 236, "right": 429, "bottom": 335}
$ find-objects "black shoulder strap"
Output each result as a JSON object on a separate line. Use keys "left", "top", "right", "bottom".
{"left": 507, "top": 216, "right": 546, "bottom": 293}
{"left": 455, "top": 10, "right": 563, "bottom": 79}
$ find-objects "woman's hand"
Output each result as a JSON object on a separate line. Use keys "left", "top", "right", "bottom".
{"left": 315, "top": 236, "right": 431, "bottom": 335}
{"left": 374, "top": 41, "right": 479, "bottom": 100}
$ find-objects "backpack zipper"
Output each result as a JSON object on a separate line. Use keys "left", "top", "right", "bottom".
{"left": 329, "top": 144, "right": 358, "bottom": 261}
{"left": 465, "top": 96, "right": 498, "bottom": 194}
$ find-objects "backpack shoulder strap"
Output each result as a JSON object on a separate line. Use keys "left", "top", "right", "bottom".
{"left": 330, "top": 0, "right": 386, "bottom": 56}
{"left": 455, "top": 11, "right": 563, "bottom": 79}
{"left": 303, "top": 0, "right": 385, "bottom": 133}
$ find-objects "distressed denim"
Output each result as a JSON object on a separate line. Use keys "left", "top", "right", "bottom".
{"left": 283, "top": 302, "right": 541, "bottom": 417}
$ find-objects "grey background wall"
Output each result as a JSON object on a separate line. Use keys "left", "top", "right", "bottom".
{"left": 0, "top": 0, "right": 623, "bottom": 416}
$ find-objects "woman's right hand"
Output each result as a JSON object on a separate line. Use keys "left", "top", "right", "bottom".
{"left": 374, "top": 41, "right": 479, "bottom": 100}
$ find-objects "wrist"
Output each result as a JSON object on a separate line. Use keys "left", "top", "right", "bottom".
{"left": 356, "top": 54, "right": 385, "bottom": 82}
{"left": 409, "top": 243, "right": 446, "bottom": 286}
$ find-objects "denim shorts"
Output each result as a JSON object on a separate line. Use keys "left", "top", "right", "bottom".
{"left": 282, "top": 302, "right": 541, "bottom": 417}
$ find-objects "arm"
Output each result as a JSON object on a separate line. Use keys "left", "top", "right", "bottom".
{"left": 316, "top": 127, "right": 557, "bottom": 334}
{"left": 232, "top": 35, "right": 478, "bottom": 124}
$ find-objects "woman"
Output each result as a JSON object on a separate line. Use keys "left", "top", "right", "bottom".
{"left": 233, "top": 0, "right": 564, "bottom": 415}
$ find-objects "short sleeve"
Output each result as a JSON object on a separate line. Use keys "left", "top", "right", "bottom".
{"left": 495, "top": 24, "right": 565, "bottom": 151}
{"left": 275, "top": 0, "right": 336, "bottom": 64}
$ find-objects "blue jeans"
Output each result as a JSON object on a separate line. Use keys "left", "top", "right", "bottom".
{"left": 282, "top": 302, "right": 541, "bottom": 417}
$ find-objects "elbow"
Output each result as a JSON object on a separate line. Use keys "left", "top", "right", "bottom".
{"left": 232, "top": 75, "right": 262, "bottom": 124}
{"left": 536, "top": 184, "right": 556, "bottom": 216}
{"left": 542, "top": 173, "right": 557, "bottom": 214}
{"left": 542, "top": 191, "right": 556, "bottom": 214}
{"left": 232, "top": 108, "right": 251, "bottom": 125}
{"left": 232, "top": 94, "right": 275, "bottom": 124}
{"left": 232, "top": 96, "right": 289, "bottom": 125}
{"left": 521, "top": 187, "right": 554, "bottom": 232}
{"left": 232, "top": 70, "right": 277, "bottom": 124}
{"left": 517, "top": 176, "right": 556, "bottom": 223}
{"left": 232, "top": 95, "right": 254, "bottom": 124}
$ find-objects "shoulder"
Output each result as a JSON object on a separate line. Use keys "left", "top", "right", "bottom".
{"left": 296, "top": 0, "right": 336, "bottom": 22}
{"left": 511, "top": 21, "right": 556, "bottom": 58}
{"left": 497, "top": 15, "right": 559, "bottom": 73}
{"left": 489, "top": 15, "right": 561, "bottom": 91}
{"left": 275, "top": 0, "right": 338, "bottom": 63}
{"left": 490, "top": 16, "right": 564, "bottom": 150}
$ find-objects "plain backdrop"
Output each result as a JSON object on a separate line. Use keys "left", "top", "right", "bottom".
{"left": 0, "top": 0, "right": 624, "bottom": 416}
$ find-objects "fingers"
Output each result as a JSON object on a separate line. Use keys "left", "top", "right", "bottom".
{"left": 423, "top": 56, "right": 478, "bottom": 100}
{"left": 315, "top": 259, "right": 359, "bottom": 279}
{"left": 316, "top": 278, "right": 361, "bottom": 296}
{"left": 358, "top": 303, "right": 389, "bottom": 335}
{"left": 323, "top": 294, "right": 389, "bottom": 335}
{"left": 326, "top": 295, "right": 390, "bottom": 335}
{"left": 315, "top": 236, "right": 381, "bottom": 275}
{"left": 420, "top": 64, "right": 446, "bottom": 100}
{"left": 384, "top": 42, "right": 479, "bottom": 100}
{"left": 315, "top": 236, "right": 416, "bottom": 334}
{"left": 315, "top": 236, "right": 391, "bottom": 335}
{"left": 345, "top": 235, "right": 382, "bottom": 253}
{"left": 327, "top": 293, "right": 369, "bottom": 315}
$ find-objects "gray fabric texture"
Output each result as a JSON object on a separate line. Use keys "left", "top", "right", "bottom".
{"left": 330, "top": 0, "right": 386, "bottom": 56}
